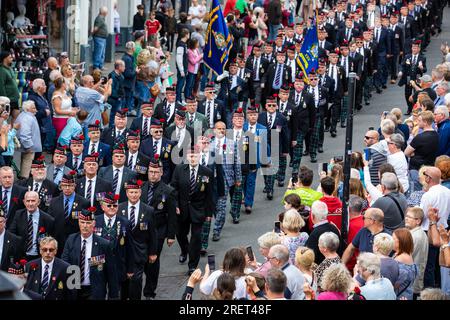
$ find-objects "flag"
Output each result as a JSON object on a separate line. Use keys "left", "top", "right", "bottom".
{"left": 296, "top": 16, "right": 319, "bottom": 80}
{"left": 204, "top": 0, "right": 233, "bottom": 76}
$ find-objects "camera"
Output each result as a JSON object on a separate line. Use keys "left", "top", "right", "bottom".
{"left": 291, "top": 173, "right": 298, "bottom": 184}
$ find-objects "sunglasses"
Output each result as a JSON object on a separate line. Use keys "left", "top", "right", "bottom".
{"left": 41, "top": 248, "right": 56, "bottom": 253}
{"left": 106, "top": 204, "right": 118, "bottom": 208}
{"left": 422, "top": 172, "right": 431, "bottom": 179}
{"left": 153, "top": 130, "right": 163, "bottom": 133}
{"left": 364, "top": 136, "right": 374, "bottom": 140}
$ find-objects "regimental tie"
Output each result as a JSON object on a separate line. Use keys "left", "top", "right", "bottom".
{"left": 164, "top": 104, "right": 170, "bottom": 118}
{"left": 107, "top": 218, "right": 112, "bottom": 229}
{"left": 113, "top": 169, "right": 120, "bottom": 194}
{"left": 2, "top": 190, "right": 10, "bottom": 215}
{"left": 26, "top": 213, "right": 34, "bottom": 252}
{"left": 268, "top": 114, "right": 273, "bottom": 128}
{"left": 274, "top": 64, "right": 282, "bottom": 88}
{"left": 206, "top": 101, "right": 211, "bottom": 124}
{"left": 143, "top": 118, "right": 149, "bottom": 136}
{"left": 189, "top": 114, "right": 194, "bottom": 126}
{"left": 64, "top": 197, "right": 70, "bottom": 218}
{"left": 34, "top": 183, "right": 39, "bottom": 192}
{"left": 190, "top": 168, "right": 196, "bottom": 194}
{"left": 73, "top": 156, "right": 79, "bottom": 169}
{"left": 90, "top": 143, "right": 96, "bottom": 155}
{"left": 53, "top": 167, "right": 61, "bottom": 181}
{"left": 147, "top": 184, "right": 154, "bottom": 204}
{"left": 86, "top": 180, "right": 93, "bottom": 205}
{"left": 41, "top": 264, "right": 49, "bottom": 293}
{"left": 201, "top": 153, "right": 207, "bottom": 166}
{"left": 130, "top": 206, "right": 136, "bottom": 229}
{"left": 176, "top": 129, "right": 181, "bottom": 142}
{"left": 80, "top": 239, "right": 86, "bottom": 284}
{"left": 153, "top": 140, "right": 158, "bottom": 156}
{"left": 128, "top": 154, "right": 134, "bottom": 169}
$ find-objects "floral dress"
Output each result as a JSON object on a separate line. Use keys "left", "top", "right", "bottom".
{"left": 283, "top": 233, "right": 309, "bottom": 263}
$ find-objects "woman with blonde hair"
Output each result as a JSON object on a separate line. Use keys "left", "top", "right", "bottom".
{"left": 281, "top": 209, "right": 309, "bottom": 263}
{"left": 295, "top": 247, "right": 316, "bottom": 288}
{"left": 407, "top": 166, "right": 431, "bottom": 207}
{"left": 248, "top": 232, "right": 282, "bottom": 277}
{"left": 304, "top": 263, "right": 353, "bottom": 300}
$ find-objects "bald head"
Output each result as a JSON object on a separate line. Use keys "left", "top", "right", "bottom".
{"left": 426, "top": 167, "right": 442, "bottom": 185}
{"left": 364, "top": 130, "right": 379, "bottom": 146}
{"left": 47, "top": 57, "right": 58, "bottom": 69}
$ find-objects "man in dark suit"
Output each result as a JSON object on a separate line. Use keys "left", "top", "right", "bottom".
{"left": 95, "top": 192, "right": 135, "bottom": 300}
{"left": 83, "top": 121, "right": 111, "bottom": 167}
{"left": 76, "top": 154, "right": 112, "bottom": 211}
{"left": 0, "top": 166, "right": 27, "bottom": 229}
{"left": 373, "top": 17, "right": 392, "bottom": 92}
{"left": 197, "top": 83, "right": 226, "bottom": 129}
{"left": 398, "top": 40, "right": 427, "bottom": 114}
{"left": 171, "top": 147, "right": 214, "bottom": 274}
{"left": 118, "top": 180, "right": 158, "bottom": 300}
{"left": 66, "top": 135, "right": 85, "bottom": 175}
{"left": 126, "top": 130, "right": 150, "bottom": 181}
{"left": 0, "top": 211, "right": 22, "bottom": 271}
{"left": 316, "top": 58, "right": 335, "bottom": 131}
{"left": 141, "top": 159, "right": 177, "bottom": 299}
{"left": 164, "top": 108, "right": 195, "bottom": 158}
{"left": 245, "top": 42, "right": 270, "bottom": 106}
{"left": 337, "top": 17, "right": 361, "bottom": 44}
{"left": 62, "top": 208, "right": 120, "bottom": 300}
{"left": 130, "top": 101, "right": 155, "bottom": 141}
{"left": 46, "top": 146, "right": 71, "bottom": 186}
{"left": 349, "top": 40, "right": 364, "bottom": 110}
{"left": 24, "top": 236, "right": 74, "bottom": 300}
{"left": 326, "top": 51, "right": 347, "bottom": 137}
{"left": 291, "top": 74, "right": 316, "bottom": 174}
{"left": 153, "top": 86, "right": 178, "bottom": 130}
{"left": 257, "top": 96, "right": 289, "bottom": 199}
{"left": 47, "top": 172, "right": 90, "bottom": 256}
{"left": 261, "top": 50, "right": 293, "bottom": 98}
{"left": 262, "top": 40, "right": 276, "bottom": 64}
{"left": 140, "top": 119, "right": 174, "bottom": 184}
{"left": 9, "top": 191, "right": 55, "bottom": 261}
{"left": 18, "top": 157, "right": 59, "bottom": 213}
{"left": 98, "top": 146, "right": 137, "bottom": 203}
{"left": 388, "top": 13, "right": 404, "bottom": 83}
{"left": 399, "top": 6, "right": 416, "bottom": 55}
{"left": 100, "top": 108, "right": 129, "bottom": 148}
{"left": 318, "top": 28, "right": 334, "bottom": 59}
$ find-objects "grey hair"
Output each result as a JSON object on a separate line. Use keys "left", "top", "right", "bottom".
{"left": 420, "top": 288, "right": 449, "bottom": 300}
{"left": 32, "top": 78, "right": 45, "bottom": 92}
{"left": 437, "top": 82, "right": 449, "bottom": 92}
{"left": 257, "top": 232, "right": 281, "bottom": 249}
{"left": 357, "top": 252, "right": 381, "bottom": 277}
{"left": 318, "top": 232, "right": 340, "bottom": 252}
{"left": 349, "top": 195, "right": 364, "bottom": 213}
{"left": 24, "top": 190, "right": 39, "bottom": 200}
{"left": 389, "top": 133, "right": 404, "bottom": 149}
{"left": 311, "top": 200, "right": 328, "bottom": 221}
{"left": 49, "top": 70, "right": 62, "bottom": 81}
{"left": 381, "top": 172, "right": 398, "bottom": 191}
{"left": 125, "top": 41, "right": 135, "bottom": 50}
{"left": 39, "top": 236, "right": 58, "bottom": 249}
{"left": 373, "top": 233, "right": 394, "bottom": 256}
{"left": 380, "top": 119, "right": 395, "bottom": 135}
{"left": 0, "top": 96, "right": 11, "bottom": 105}
{"left": 0, "top": 166, "right": 14, "bottom": 174}
{"left": 22, "top": 100, "right": 36, "bottom": 112}
{"left": 100, "top": 6, "right": 108, "bottom": 14}
{"left": 269, "top": 244, "right": 290, "bottom": 264}
{"left": 435, "top": 105, "right": 449, "bottom": 118}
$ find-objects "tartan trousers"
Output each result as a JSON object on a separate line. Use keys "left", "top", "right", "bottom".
{"left": 307, "top": 114, "right": 323, "bottom": 157}
{"left": 201, "top": 219, "right": 211, "bottom": 250}
{"left": 263, "top": 167, "right": 276, "bottom": 193}
{"left": 213, "top": 184, "right": 232, "bottom": 236}
{"left": 292, "top": 131, "right": 306, "bottom": 174}
{"left": 341, "top": 96, "right": 348, "bottom": 124}
{"left": 276, "top": 154, "right": 288, "bottom": 183}
{"left": 229, "top": 184, "right": 243, "bottom": 219}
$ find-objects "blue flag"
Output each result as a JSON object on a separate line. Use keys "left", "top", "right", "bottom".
{"left": 296, "top": 17, "right": 319, "bottom": 79}
{"left": 204, "top": 0, "right": 233, "bottom": 76}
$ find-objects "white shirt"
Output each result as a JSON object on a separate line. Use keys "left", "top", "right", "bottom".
{"left": 153, "top": 138, "right": 162, "bottom": 155}
{"left": 310, "top": 86, "right": 319, "bottom": 107}
{"left": 26, "top": 210, "right": 40, "bottom": 256}
{"left": 128, "top": 151, "right": 138, "bottom": 170}
{"left": 230, "top": 75, "right": 238, "bottom": 90}
{"left": 0, "top": 230, "right": 4, "bottom": 262}
{"left": 116, "top": 128, "right": 125, "bottom": 138}
{"left": 189, "top": 5, "right": 202, "bottom": 26}
{"left": 80, "top": 234, "right": 93, "bottom": 286}
{"left": 420, "top": 184, "right": 450, "bottom": 230}
{"left": 267, "top": 112, "right": 276, "bottom": 128}
{"left": 253, "top": 57, "right": 261, "bottom": 81}
{"left": 387, "top": 152, "right": 409, "bottom": 192}
{"left": 104, "top": 215, "right": 116, "bottom": 228}
{"left": 189, "top": 165, "right": 199, "bottom": 181}
{"left": 89, "top": 141, "right": 99, "bottom": 154}
{"left": 112, "top": 166, "right": 124, "bottom": 195}
{"left": 85, "top": 176, "right": 97, "bottom": 206}
{"left": 199, "top": 270, "right": 248, "bottom": 299}
{"left": 40, "top": 258, "right": 54, "bottom": 287}
{"left": 340, "top": 56, "right": 349, "bottom": 76}
{"left": 200, "top": 152, "right": 210, "bottom": 166}
{"left": 127, "top": 201, "right": 140, "bottom": 227}
{"left": 176, "top": 127, "right": 186, "bottom": 147}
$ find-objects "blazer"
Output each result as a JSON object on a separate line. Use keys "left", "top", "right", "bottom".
{"left": 125, "top": 150, "right": 150, "bottom": 181}
{"left": 262, "top": 63, "right": 293, "bottom": 97}
{"left": 47, "top": 193, "right": 90, "bottom": 256}
{"left": 65, "top": 153, "right": 85, "bottom": 175}
{"left": 373, "top": 27, "right": 392, "bottom": 55}
{"left": 398, "top": 54, "right": 427, "bottom": 86}
{"left": 75, "top": 176, "right": 112, "bottom": 212}
{"left": 117, "top": 201, "right": 158, "bottom": 265}
{"left": 164, "top": 124, "right": 195, "bottom": 150}
{"left": 389, "top": 25, "right": 404, "bottom": 55}
{"left": 242, "top": 122, "right": 269, "bottom": 171}
{"left": 62, "top": 233, "right": 119, "bottom": 299}
{"left": 170, "top": 164, "right": 215, "bottom": 224}
{"left": 217, "top": 74, "right": 246, "bottom": 111}
{"left": 210, "top": 137, "right": 242, "bottom": 188}
{"left": 197, "top": 99, "right": 226, "bottom": 129}
{"left": 17, "top": 178, "right": 60, "bottom": 212}
{"left": 94, "top": 214, "right": 135, "bottom": 282}
{"left": 82, "top": 141, "right": 111, "bottom": 167}
{"left": 9, "top": 209, "right": 55, "bottom": 257}
{"left": 98, "top": 166, "right": 137, "bottom": 203}
{"left": 186, "top": 112, "right": 208, "bottom": 133}
{"left": 289, "top": 90, "right": 316, "bottom": 134}
{"left": 154, "top": 101, "right": 180, "bottom": 130}
{"left": 140, "top": 137, "right": 174, "bottom": 184}
{"left": 45, "top": 164, "right": 71, "bottom": 186}
{"left": 245, "top": 55, "right": 270, "bottom": 84}
{"left": 100, "top": 127, "right": 129, "bottom": 149}
{"left": 0, "top": 184, "right": 27, "bottom": 229}
{"left": 327, "top": 64, "right": 348, "bottom": 98}
{"left": 0, "top": 230, "right": 22, "bottom": 271}
{"left": 130, "top": 116, "right": 153, "bottom": 141}
{"left": 24, "top": 257, "right": 75, "bottom": 300}
{"left": 257, "top": 112, "right": 289, "bottom": 155}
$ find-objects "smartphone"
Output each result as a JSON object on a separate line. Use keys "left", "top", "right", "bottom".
{"left": 274, "top": 221, "right": 281, "bottom": 233}
{"left": 322, "top": 163, "right": 328, "bottom": 174}
{"left": 101, "top": 76, "right": 107, "bottom": 84}
{"left": 364, "top": 148, "right": 372, "bottom": 162}
{"left": 334, "top": 156, "right": 343, "bottom": 162}
{"left": 291, "top": 173, "right": 298, "bottom": 184}
{"left": 4, "top": 103, "right": 10, "bottom": 113}
{"left": 207, "top": 254, "right": 215, "bottom": 271}
{"left": 246, "top": 246, "right": 255, "bottom": 261}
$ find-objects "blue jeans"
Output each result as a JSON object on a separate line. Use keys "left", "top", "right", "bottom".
{"left": 243, "top": 170, "right": 258, "bottom": 207}
{"left": 185, "top": 72, "right": 197, "bottom": 99}
{"left": 136, "top": 80, "right": 153, "bottom": 118}
{"left": 93, "top": 36, "right": 107, "bottom": 69}
{"left": 268, "top": 24, "right": 281, "bottom": 41}
{"left": 123, "top": 86, "right": 135, "bottom": 111}
{"left": 176, "top": 71, "right": 186, "bottom": 103}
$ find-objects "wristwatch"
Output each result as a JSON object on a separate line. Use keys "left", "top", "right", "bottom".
{"left": 441, "top": 244, "right": 449, "bottom": 251}
{"left": 429, "top": 221, "right": 437, "bottom": 226}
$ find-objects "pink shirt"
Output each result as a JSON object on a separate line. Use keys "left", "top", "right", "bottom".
{"left": 187, "top": 48, "right": 202, "bottom": 74}
{"left": 317, "top": 291, "right": 348, "bottom": 300}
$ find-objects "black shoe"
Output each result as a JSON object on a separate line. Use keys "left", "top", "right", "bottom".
{"left": 341, "top": 123, "right": 346, "bottom": 128}
{"left": 376, "top": 88, "right": 382, "bottom": 94}
{"left": 232, "top": 218, "right": 240, "bottom": 224}
{"left": 356, "top": 105, "right": 362, "bottom": 111}
{"left": 263, "top": 186, "right": 268, "bottom": 193}
{"left": 187, "top": 268, "right": 195, "bottom": 276}
{"left": 278, "top": 181, "right": 284, "bottom": 187}
{"left": 179, "top": 254, "right": 187, "bottom": 263}
{"left": 318, "top": 146, "right": 324, "bottom": 153}
{"left": 245, "top": 206, "right": 252, "bottom": 214}
{"left": 200, "top": 249, "right": 207, "bottom": 256}
{"left": 303, "top": 150, "right": 309, "bottom": 156}
{"left": 369, "top": 94, "right": 372, "bottom": 98}
{"left": 365, "top": 101, "right": 370, "bottom": 106}
{"left": 331, "top": 131, "right": 337, "bottom": 137}
{"left": 324, "top": 126, "right": 330, "bottom": 132}
{"left": 382, "top": 85, "right": 387, "bottom": 89}
{"left": 404, "top": 112, "right": 411, "bottom": 116}
{"left": 212, "top": 233, "right": 220, "bottom": 241}
{"left": 267, "top": 192, "right": 273, "bottom": 200}
{"left": 310, "top": 156, "right": 317, "bottom": 163}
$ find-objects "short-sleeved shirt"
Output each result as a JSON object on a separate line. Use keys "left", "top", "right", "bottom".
{"left": 146, "top": 19, "right": 161, "bottom": 35}
{"left": 352, "top": 227, "right": 390, "bottom": 253}
{"left": 409, "top": 130, "right": 439, "bottom": 170}
{"left": 94, "top": 15, "right": 108, "bottom": 38}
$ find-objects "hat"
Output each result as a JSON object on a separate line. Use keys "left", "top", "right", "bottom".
{"left": 419, "top": 74, "right": 432, "bottom": 83}
{"left": 134, "top": 31, "right": 145, "bottom": 41}
{"left": 79, "top": 207, "right": 97, "bottom": 221}
{"left": 266, "top": 95, "right": 278, "bottom": 104}
{"left": 175, "top": 108, "right": 186, "bottom": 119}
{"left": 265, "top": 40, "right": 274, "bottom": 45}
{"left": 229, "top": 59, "right": 238, "bottom": 67}
{"left": 247, "top": 105, "right": 259, "bottom": 113}
{"left": 276, "top": 49, "right": 286, "bottom": 55}
{"left": 279, "top": 84, "right": 290, "bottom": 93}
{"left": 166, "top": 85, "right": 176, "bottom": 93}
{"left": 124, "top": 178, "right": 143, "bottom": 190}
{"left": 84, "top": 153, "right": 99, "bottom": 163}
{"left": 185, "top": 96, "right": 197, "bottom": 103}
{"left": 116, "top": 108, "right": 128, "bottom": 118}
{"left": 340, "top": 40, "right": 349, "bottom": 48}
{"left": 88, "top": 120, "right": 101, "bottom": 132}
{"left": 318, "top": 58, "right": 327, "bottom": 65}
{"left": 54, "top": 145, "right": 68, "bottom": 156}
{"left": 31, "top": 155, "right": 46, "bottom": 169}
{"left": 8, "top": 260, "right": 26, "bottom": 275}
{"left": 295, "top": 72, "right": 305, "bottom": 81}
{"left": 233, "top": 107, "right": 244, "bottom": 118}
{"left": 308, "top": 68, "right": 317, "bottom": 75}
{"left": 150, "top": 118, "right": 163, "bottom": 129}
{"left": 61, "top": 170, "right": 77, "bottom": 184}
{"left": 141, "top": 100, "right": 155, "bottom": 109}
{"left": 113, "top": 144, "right": 126, "bottom": 155}
{"left": 205, "top": 82, "right": 216, "bottom": 91}
{"left": 253, "top": 41, "right": 263, "bottom": 48}
{"left": 127, "top": 130, "right": 141, "bottom": 140}
{"left": 149, "top": 154, "right": 163, "bottom": 168}
{"left": 59, "top": 51, "right": 69, "bottom": 58}
{"left": 412, "top": 39, "right": 422, "bottom": 46}
{"left": 102, "top": 192, "right": 120, "bottom": 204}
{"left": 287, "top": 45, "right": 296, "bottom": 52}
{"left": 70, "top": 134, "right": 85, "bottom": 145}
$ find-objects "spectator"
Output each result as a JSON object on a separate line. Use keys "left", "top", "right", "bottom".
{"left": 317, "top": 176, "right": 343, "bottom": 231}
{"left": 47, "top": 70, "right": 62, "bottom": 102}
{"left": 92, "top": 7, "right": 109, "bottom": 70}
{"left": 113, "top": 2, "right": 120, "bottom": 46}
{"left": 267, "top": 0, "right": 282, "bottom": 41}
{"left": 372, "top": 233, "right": 400, "bottom": 286}
{"left": 0, "top": 99, "right": 18, "bottom": 166}
{"left": 185, "top": 39, "right": 203, "bottom": 99}
{"left": 268, "top": 244, "right": 305, "bottom": 299}
{"left": 284, "top": 166, "right": 323, "bottom": 208}
{"left": 342, "top": 208, "right": 388, "bottom": 266}
{"left": 51, "top": 77, "right": 77, "bottom": 139}
{"left": 43, "top": 57, "right": 59, "bottom": 89}
{"left": 132, "top": 4, "right": 145, "bottom": 34}
{"left": 133, "top": 31, "right": 145, "bottom": 69}
{"left": 356, "top": 252, "right": 396, "bottom": 300}
{"left": 188, "top": 0, "right": 205, "bottom": 27}
{"left": 175, "top": 29, "right": 190, "bottom": 103}
{"left": 294, "top": 247, "right": 316, "bottom": 288}
{"left": 210, "top": 273, "right": 236, "bottom": 300}
{"left": 61, "top": 64, "right": 77, "bottom": 98}
{"left": 330, "top": 164, "right": 344, "bottom": 200}
{"left": 282, "top": 194, "right": 309, "bottom": 227}
{"left": 386, "top": 133, "right": 409, "bottom": 193}
{"left": 349, "top": 178, "right": 369, "bottom": 212}
{"left": 58, "top": 110, "right": 89, "bottom": 147}
{"left": 346, "top": 195, "right": 365, "bottom": 272}
{"left": 364, "top": 129, "right": 387, "bottom": 186}
{"left": 177, "top": 12, "right": 194, "bottom": 35}
{"left": 305, "top": 201, "right": 343, "bottom": 264}
{"left": 390, "top": 108, "right": 410, "bottom": 142}
{"left": 281, "top": 209, "right": 309, "bottom": 263}
{"left": 364, "top": 163, "right": 398, "bottom": 204}
{"left": 164, "top": 8, "right": 177, "bottom": 52}
{"left": 314, "top": 232, "right": 341, "bottom": 291}
{"left": 107, "top": 60, "right": 125, "bottom": 126}
{"left": 0, "top": 52, "right": 20, "bottom": 123}
{"left": 435, "top": 157, "right": 450, "bottom": 189}
{"left": 227, "top": 14, "right": 245, "bottom": 63}
{"left": 434, "top": 82, "right": 448, "bottom": 106}
{"left": 264, "top": 268, "right": 288, "bottom": 300}
{"left": 244, "top": 272, "right": 266, "bottom": 300}
{"left": 420, "top": 288, "right": 449, "bottom": 300}
{"left": 16, "top": 101, "right": 42, "bottom": 179}
{"left": 372, "top": 172, "right": 407, "bottom": 231}
{"left": 434, "top": 106, "right": 450, "bottom": 156}
{"left": 250, "top": 232, "right": 281, "bottom": 277}
{"left": 305, "top": 264, "right": 353, "bottom": 300}
{"left": 404, "top": 207, "right": 429, "bottom": 299}
{"left": 393, "top": 228, "right": 417, "bottom": 300}
{"left": 145, "top": 10, "right": 162, "bottom": 43}
{"left": 122, "top": 42, "right": 137, "bottom": 115}
{"left": 199, "top": 247, "right": 247, "bottom": 299}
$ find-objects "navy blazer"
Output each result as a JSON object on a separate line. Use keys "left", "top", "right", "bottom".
{"left": 257, "top": 112, "right": 289, "bottom": 155}
{"left": 98, "top": 166, "right": 137, "bottom": 203}
{"left": 0, "top": 231, "right": 22, "bottom": 271}
{"left": 139, "top": 137, "right": 174, "bottom": 184}
{"left": 17, "top": 178, "right": 60, "bottom": 212}
{"left": 1, "top": 184, "right": 27, "bottom": 229}
{"left": 197, "top": 99, "right": 226, "bottom": 129}
{"left": 75, "top": 176, "right": 112, "bottom": 212}
{"left": 82, "top": 141, "right": 111, "bottom": 167}
{"left": 62, "top": 233, "right": 119, "bottom": 299}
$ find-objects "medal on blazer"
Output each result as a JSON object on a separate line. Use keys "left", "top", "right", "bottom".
{"left": 120, "top": 237, "right": 125, "bottom": 246}
{"left": 72, "top": 211, "right": 79, "bottom": 219}
{"left": 116, "top": 221, "right": 121, "bottom": 237}
{"left": 243, "top": 137, "right": 249, "bottom": 151}
{"left": 140, "top": 222, "right": 148, "bottom": 230}
{"left": 58, "top": 281, "right": 64, "bottom": 289}
{"left": 164, "top": 152, "right": 169, "bottom": 159}
{"left": 200, "top": 184, "right": 205, "bottom": 192}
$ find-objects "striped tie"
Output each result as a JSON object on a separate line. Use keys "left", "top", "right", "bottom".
{"left": 2, "top": 190, "right": 8, "bottom": 216}
{"left": 190, "top": 168, "right": 196, "bottom": 195}
{"left": 41, "top": 264, "right": 49, "bottom": 293}
{"left": 26, "top": 214, "right": 34, "bottom": 253}
{"left": 274, "top": 64, "right": 282, "bottom": 87}
{"left": 143, "top": 118, "right": 149, "bottom": 136}
{"left": 130, "top": 206, "right": 136, "bottom": 229}
{"left": 64, "top": 198, "right": 70, "bottom": 219}
{"left": 80, "top": 240, "right": 86, "bottom": 284}
{"left": 206, "top": 101, "right": 211, "bottom": 126}
{"left": 86, "top": 180, "right": 93, "bottom": 205}
{"left": 268, "top": 114, "right": 273, "bottom": 128}
{"left": 147, "top": 184, "right": 154, "bottom": 204}
{"left": 153, "top": 141, "right": 158, "bottom": 156}
{"left": 113, "top": 169, "right": 120, "bottom": 194}
{"left": 90, "top": 143, "right": 96, "bottom": 155}
{"left": 34, "top": 183, "right": 39, "bottom": 192}
{"left": 128, "top": 154, "right": 134, "bottom": 169}
{"left": 53, "top": 168, "right": 60, "bottom": 181}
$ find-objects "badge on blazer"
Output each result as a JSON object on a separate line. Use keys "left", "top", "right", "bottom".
{"left": 135, "top": 165, "right": 147, "bottom": 174}
{"left": 303, "top": 102, "right": 307, "bottom": 109}
{"left": 117, "top": 221, "right": 121, "bottom": 237}
{"left": 201, "top": 176, "right": 209, "bottom": 183}
{"left": 217, "top": 113, "right": 221, "bottom": 120}
{"left": 276, "top": 125, "right": 282, "bottom": 133}
{"left": 140, "top": 222, "right": 148, "bottom": 230}
{"left": 120, "top": 237, "right": 125, "bottom": 246}
{"left": 72, "top": 211, "right": 79, "bottom": 219}
{"left": 243, "top": 144, "right": 248, "bottom": 151}
{"left": 406, "top": 59, "right": 410, "bottom": 65}
{"left": 164, "top": 152, "right": 169, "bottom": 159}
{"left": 58, "top": 281, "right": 64, "bottom": 289}
{"left": 254, "top": 136, "right": 260, "bottom": 143}
{"left": 157, "top": 202, "right": 164, "bottom": 210}
{"left": 94, "top": 227, "right": 102, "bottom": 236}
{"left": 261, "top": 67, "right": 264, "bottom": 73}
{"left": 200, "top": 184, "right": 205, "bottom": 192}
{"left": 97, "top": 264, "right": 103, "bottom": 271}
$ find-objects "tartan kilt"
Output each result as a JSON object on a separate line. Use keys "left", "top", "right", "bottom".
{"left": 201, "top": 219, "right": 211, "bottom": 250}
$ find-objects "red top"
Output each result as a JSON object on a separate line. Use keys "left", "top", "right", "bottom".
{"left": 308, "top": 196, "right": 343, "bottom": 231}
{"left": 346, "top": 215, "right": 364, "bottom": 273}
{"left": 146, "top": 19, "right": 161, "bottom": 35}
